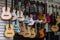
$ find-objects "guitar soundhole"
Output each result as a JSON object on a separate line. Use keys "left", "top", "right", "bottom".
{"left": 7, "top": 33, "right": 12, "bottom": 34}
{"left": 31, "top": 34, "right": 34, "bottom": 35}
{"left": 53, "top": 27, "right": 57, "bottom": 29}
{"left": 12, "top": 16, "right": 14, "bottom": 17}
{"left": 25, "top": 33, "right": 29, "bottom": 35}
{"left": 4, "top": 15, "right": 9, "bottom": 16}
{"left": 18, "top": 17, "right": 22, "bottom": 18}
{"left": 8, "top": 28, "right": 11, "bottom": 30}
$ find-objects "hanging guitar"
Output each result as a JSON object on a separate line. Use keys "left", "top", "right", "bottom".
{"left": 28, "top": 13, "right": 36, "bottom": 38}
{"left": 11, "top": 0, "right": 17, "bottom": 20}
{"left": 37, "top": 2, "right": 45, "bottom": 38}
{"left": 12, "top": 1, "right": 20, "bottom": 33}
{"left": 23, "top": 15, "right": 31, "bottom": 37}
{"left": 18, "top": 2, "right": 25, "bottom": 22}
{"left": 5, "top": 20, "right": 15, "bottom": 37}
{"left": 51, "top": 5, "right": 59, "bottom": 32}
{"left": 1, "top": 0, "right": 12, "bottom": 20}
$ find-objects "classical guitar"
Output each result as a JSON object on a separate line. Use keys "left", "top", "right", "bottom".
{"left": 11, "top": 0, "right": 17, "bottom": 20}
{"left": 38, "top": 12, "right": 45, "bottom": 38}
{"left": 5, "top": 20, "right": 15, "bottom": 37}
{"left": 12, "top": 5, "right": 20, "bottom": 33}
{"left": 39, "top": 28, "right": 44, "bottom": 38}
{"left": 18, "top": 2, "right": 25, "bottom": 22}
{"left": 23, "top": 16, "right": 31, "bottom": 37}
{"left": 1, "top": 0, "right": 12, "bottom": 20}
{"left": 51, "top": 5, "right": 59, "bottom": 32}
{"left": 19, "top": 23, "right": 26, "bottom": 36}
{"left": 12, "top": 20, "right": 20, "bottom": 33}
{"left": 23, "top": 26, "right": 31, "bottom": 37}
{"left": 30, "top": 28, "right": 36, "bottom": 38}
{"left": 28, "top": 13, "right": 36, "bottom": 38}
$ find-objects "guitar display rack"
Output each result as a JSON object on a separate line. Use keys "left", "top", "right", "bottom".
{"left": 0, "top": 0, "right": 60, "bottom": 40}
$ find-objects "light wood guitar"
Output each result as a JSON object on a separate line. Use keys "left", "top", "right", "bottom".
{"left": 19, "top": 23, "right": 26, "bottom": 36}
{"left": 5, "top": 21, "right": 15, "bottom": 37}
{"left": 23, "top": 26, "right": 31, "bottom": 37}
{"left": 18, "top": 2, "right": 25, "bottom": 22}
{"left": 51, "top": 16, "right": 59, "bottom": 32}
{"left": 23, "top": 15, "right": 33, "bottom": 37}
{"left": 28, "top": 14, "right": 36, "bottom": 38}
{"left": 51, "top": 24, "right": 59, "bottom": 32}
{"left": 30, "top": 28, "right": 36, "bottom": 38}
{"left": 1, "top": 0, "right": 12, "bottom": 20}
{"left": 1, "top": 7, "right": 12, "bottom": 20}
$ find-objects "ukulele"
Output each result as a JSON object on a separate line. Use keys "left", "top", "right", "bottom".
{"left": 1, "top": 0, "right": 12, "bottom": 20}
{"left": 5, "top": 20, "right": 15, "bottom": 37}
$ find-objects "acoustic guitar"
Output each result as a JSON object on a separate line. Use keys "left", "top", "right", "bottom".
{"left": 23, "top": 16, "right": 31, "bottom": 37}
{"left": 11, "top": 9, "right": 17, "bottom": 20}
{"left": 12, "top": 20, "right": 20, "bottom": 33}
{"left": 28, "top": 14, "right": 36, "bottom": 38}
{"left": 18, "top": 2, "right": 25, "bottom": 22}
{"left": 51, "top": 5, "right": 59, "bottom": 32}
{"left": 12, "top": 5, "right": 20, "bottom": 33}
{"left": 30, "top": 28, "right": 36, "bottom": 38}
{"left": 5, "top": 21, "right": 15, "bottom": 37}
{"left": 51, "top": 14, "right": 59, "bottom": 32}
{"left": 1, "top": 0, "right": 12, "bottom": 20}
{"left": 11, "top": 0, "right": 17, "bottom": 20}
{"left": 23, "top": 26, "right": 31, "bottom": 37}
{"left": 19, "top": 23, "right": 26, "bottom": 36}
{"left": 38, "top": 12, "right": 45, "bottom": 38}
{"left": 39, "top": 28, "right": 44, "bottom": 38}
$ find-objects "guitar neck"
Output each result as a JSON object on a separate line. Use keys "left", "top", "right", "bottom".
{"left": 5, "top": 0, "right": 7, "bottom": 11}
{"left": 19, "top": 2, "right": 21, "bottom": 17}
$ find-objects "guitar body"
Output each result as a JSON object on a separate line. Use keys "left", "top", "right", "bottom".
{"left": 30, "top": 28, "right": 36, "bottom": 38}
{"left": 12, "top": 20, "right": 20, "bottom": 33}
{"left": 11, "top": 9, "right": 17, "bottom": 20}
{"left": 1, "top": 7, "right": 12, "bottom": 20}
{"left": 39, "top": 28, "right": 44, "bottom": 38}
{"left": 51, "top": 25, "right": 59, "bottom": 32}
{"left": 23, "top": 27, "right": 31, "bottom": 37}
{"left": 19, "top": 24, "right": 26, "bottom": 36}
{"left": 51, "top": 16, "right": 59, "bottom": 32}
{"left": 5, "top": 24, "right": 15, "bottom": 37}
{"left": 18, "top": 11, "right": 25, "bottom": 22}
